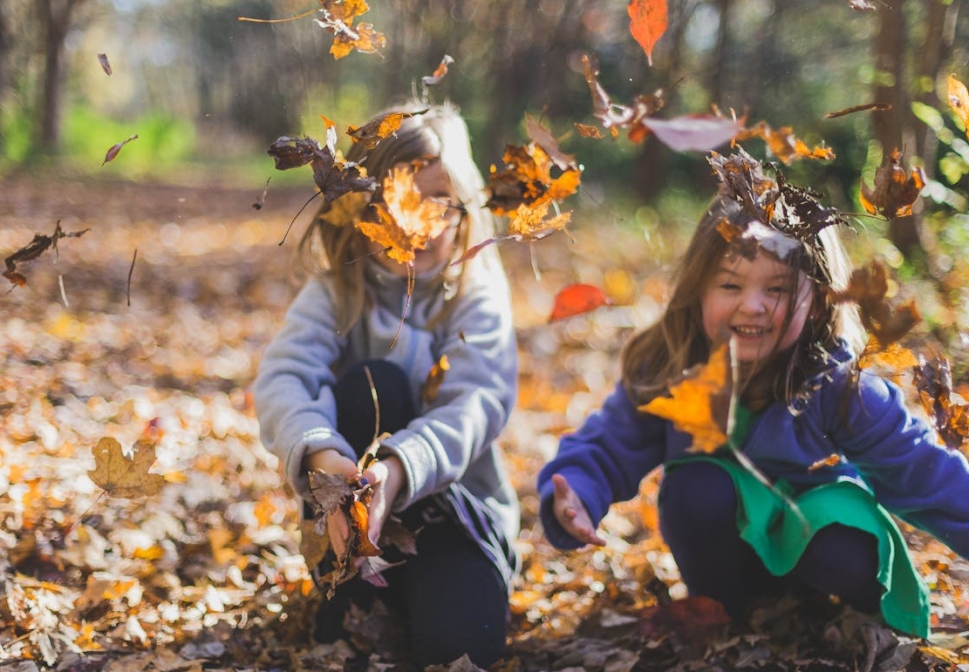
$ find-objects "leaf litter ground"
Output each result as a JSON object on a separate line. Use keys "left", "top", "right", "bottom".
{"left": 1, "top": 177, "right": 968, "bottom": 672}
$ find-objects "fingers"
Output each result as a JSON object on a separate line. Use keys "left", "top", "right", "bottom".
{"left": 550, "top": 472, "right": 606, "bottom": 547}
{"left": 304, "top": 448, "right": 358, "bottom": 477}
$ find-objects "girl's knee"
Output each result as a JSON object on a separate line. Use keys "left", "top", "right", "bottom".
{"left": 659, "top": 461, "right": 737, "bottom": 526}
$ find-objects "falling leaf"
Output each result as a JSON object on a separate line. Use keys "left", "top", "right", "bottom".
{"left": 580, "top": 53, "right": 667, "bottom": 141}
{"left": 421, "top": 355, "right": 450, "bottom": 404}
{"left": 315, "top": 0, "right": 386, "bottom": 60}
{"left": 252, "top": 177, "right": 271, "bottom": 210}
{"left": 451, "top": 201, "right": 571, "bottom": 266}
{"left": 524, "top": 116, "right": 577, "bottom": 171}
{"left": 355, "top": 165, "right": 450, "bottom": 265}
{"left": 828, "top": 261, "right": 920, "bottom": 346}
{"left": 3, "top": 220, "right": 90, "bottom": 287}
{"left": 548, "top": 284, "right": 611, "bottom": 322}
{"left": 574, "top": 122, "right": 605, "bottom": 139}
{"left": 808, "top": 454, "right": 843, "bottom": 472}
{"left": 628, "top": 0, "right": 667, "bottom": 66}
{"left": 640, "top": 114, "right": 745, "bottom": 152}
{"left": 847, "top": 0, "right": 878, "bottom": 10}
{"left": 824, "top": 102, "right": 891, "bottom": 119}
{"left": 97, "top": 53, "right": 112, "bottom": 76}
{"left": 640, "top": 341, "right": 734, "bottom": 454}
{"left": 859, "top": 148, "right": 926, "bottom": 219}
{"left": 88, "top": 437, "right": 166, "bottom": 499}
{"left": 914, "top": 353, "right": 969, "bottom": 449}
{"left": 734, "top": 121, "right": 835, "bottom": 164}
{"left": 947, "top": 74, "right": 969, "bottom": 138}
{"left": 347, "top": 110, "right": 427, "bottom": 150}
{"left": 858, "top": 337, "right": 919, "bottom": 372}
{"left": 102, "top": 134, "right": 138, "bottom": 166}
{"left": 486, "top": 140, "right": 581, "bottom": 216}
{"left": 422, "top": 54, "right": 454, "bottom": 87}
{"left": 267, "top": 135, "right": 376, "bottom": 204}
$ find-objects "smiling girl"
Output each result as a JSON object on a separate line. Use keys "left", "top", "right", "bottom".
{"left": 538, "top": 191, "right": 969, "bottom": 638}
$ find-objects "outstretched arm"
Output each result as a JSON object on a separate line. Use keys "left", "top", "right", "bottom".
{"left": 550, "top": 474, "right": 606, "bottom": 547}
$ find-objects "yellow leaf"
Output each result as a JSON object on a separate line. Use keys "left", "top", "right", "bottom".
{"left": 88, "top": 437, "right": 165, "bottom": 498}
{"left": 640, "top": 341, "right": 734, "bottom": 453}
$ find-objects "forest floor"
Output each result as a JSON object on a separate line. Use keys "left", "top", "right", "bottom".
{"left": 1, "top": 175, "right": 968, "bottom": 672}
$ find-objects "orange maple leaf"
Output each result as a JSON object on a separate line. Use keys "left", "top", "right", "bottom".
{"left": 355, "top": 166, "right": 450, "bottom": 265}
{"left": 628, "top": 0, "right": 668, "bottom": 66}
{"left": 639, "top": 341, "right": 735, "bottom": 454}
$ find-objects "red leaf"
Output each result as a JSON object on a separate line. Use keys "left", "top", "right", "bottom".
{"left": 628, "top": 0, "right": 667, "bottom": 66}
{"left": 548, "top": 284, "right": 611, "bottom": 322}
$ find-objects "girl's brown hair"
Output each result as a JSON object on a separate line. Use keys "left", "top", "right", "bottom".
{"left": 297, "top": 100, "right": 500, "bottom": 332}
{"left": 621, "top": 197, "right": 864, "bottom": 411}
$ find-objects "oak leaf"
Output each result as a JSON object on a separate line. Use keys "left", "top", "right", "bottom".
{"left": 88, "top": 437, "right": 166, "bottom": 498}
{"left": 640, "top": 341, "right": 735, "bottom": 454}
{"left": 548, "top": 284, "right": 611, "bottom": 322}
{"left": 859, "top": 148, "right": 925, "bottom": 219}
{"left": 628, "top": 0, "right": 667, "bottom": 66}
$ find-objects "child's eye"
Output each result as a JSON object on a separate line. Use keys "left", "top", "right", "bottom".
{"left": 720, "top": 282, "right": 740, "bottom": 290}
{"left": 768, "top": 285, "right": 789, "bottom": 294}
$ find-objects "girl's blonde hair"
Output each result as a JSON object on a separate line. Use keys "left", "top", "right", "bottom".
{"left": 621, "top": 197, "right": 865, "bottom": 411}
{"left": 298, "top": 100, "right": 500, "bottom": 332}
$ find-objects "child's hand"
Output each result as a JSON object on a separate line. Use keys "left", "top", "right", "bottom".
{"left": 361, "top": 455, "right": 405, "bottom": 548}
{"left": 304, "top": 448, "right": 359, "bottom": 558}
{"left": 551, "top": 473, "right": 606, "bottom": 547}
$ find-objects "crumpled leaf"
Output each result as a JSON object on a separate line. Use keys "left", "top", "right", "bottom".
{"left": 708, "top": 148, "right": 847, "bottom": 247}
{"left": 3, "top": 220, "right": 90, "bottom": 287}
{"left": 88, "top": 437, "right": 166, "bottom": 499}
{"left": 640, "top": 341, "right": 734, "bottom": 454}
{"left": 97, "top": 53, "right": 112, "bottom": 76}
{"left": 422, "top": 54, "right": 454, "bottom": 87}
{"left": 859, "top": 148, "right": 926, "bottom": 219}
{"left": 581, "top": 53, "right": 666, "bottom": 141}
{"left": 828, "top": 260, "right": 920, "bottom": 346}
{"left": 315, "top": 0, "right": 386, "bottom": 60}
{"left": 914, "top": 352, "right": 969, "bottom": 449}
{"left": 734, "top": 121, "right": 835, "bottom": 164}
{"left": 628, "top": 0, "right": 668, "bottom": 67}
{"left": 355, "top": 165, "right": 450, "bottom": 265}
{"left": 548, "top": 283, "right": 611, "bottom": 322}
{"left": 485, "top": 123, "right": 581, "bottom": 216}
{"left": 267, "top": 135, "right": 376, "bottom": 204}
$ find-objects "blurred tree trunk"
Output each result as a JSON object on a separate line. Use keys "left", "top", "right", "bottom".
{"left": 870, "top": 0, "right": 953, "bottom": 265}
{"left": 37, "top": 0, "right": 87, "bottom": 153}
{"left": 0, "top": 3, "right": 9, "bottom": 156}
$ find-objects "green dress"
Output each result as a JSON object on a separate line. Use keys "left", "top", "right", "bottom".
{"left": 665, "top": 406, "right": 930, "bottom": 637}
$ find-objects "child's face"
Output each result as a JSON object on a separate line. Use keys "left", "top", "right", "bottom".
{"left": 368, "top": 160, "right": 462, "bottom": 276}
{"left": 701, "top": 249, "right": 813, "bottom": 362}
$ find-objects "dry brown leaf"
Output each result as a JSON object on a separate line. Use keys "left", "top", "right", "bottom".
{"left": 859, "top": 148, "right": 926, "bottom": 219}
{"left": 88, "top": 437, "right": 166, "bottom": 498}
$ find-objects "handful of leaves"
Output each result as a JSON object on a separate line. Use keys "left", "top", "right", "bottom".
{"left": 301, "top": 451, "right": 418, "bottom": 599}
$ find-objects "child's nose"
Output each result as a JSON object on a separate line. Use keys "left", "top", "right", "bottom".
{"left": 739, "top": 290, "right": 768, "bottom": 314}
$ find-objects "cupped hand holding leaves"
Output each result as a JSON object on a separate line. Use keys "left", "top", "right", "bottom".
{"left": 551, "top": 473, "right": 605, "bottom": 547}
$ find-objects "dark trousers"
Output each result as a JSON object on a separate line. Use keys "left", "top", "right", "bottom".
{"left": 313, "top": 360, "right": 509, "bottom": 669}
{"left": 658, "top": 460, "right": 883, "bottom": 620}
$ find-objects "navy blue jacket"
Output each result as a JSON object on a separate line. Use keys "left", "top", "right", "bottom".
{"left": 538, "top": 351, "right": 969, "bottom": 559}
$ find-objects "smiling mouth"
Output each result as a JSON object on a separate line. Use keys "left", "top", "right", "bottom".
{"left": 732, "top": 326, "right": 771, "bottom": 338}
